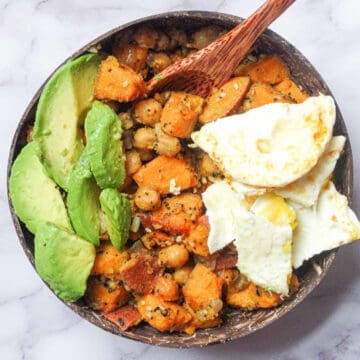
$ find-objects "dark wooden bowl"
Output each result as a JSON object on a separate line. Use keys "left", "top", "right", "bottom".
{"left": 7, "top": 11, "right": 353, "bottom": 348}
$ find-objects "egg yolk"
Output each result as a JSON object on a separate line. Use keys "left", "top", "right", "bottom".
{"left": 251, "top": 193, "right": 297, "bottom": 230}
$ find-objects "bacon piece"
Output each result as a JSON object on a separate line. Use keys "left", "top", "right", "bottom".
{"left": 103, "top": 305, "right": 142, "bottom": 331}
{"left": 120, "top": 252, "right": 163, "bottom": 295}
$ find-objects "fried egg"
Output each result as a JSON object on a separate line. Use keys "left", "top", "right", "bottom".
{"left": 291, "top": 181, "right": 360, "bottom": 268}
{"left": 275, "top": 136, "right": 346, "bottom": 207}
{"left": 203, "top": 183, "right": 293, "bottom": 295}
{"left": 192, "top": 95, "right": 336, "bottom": 187}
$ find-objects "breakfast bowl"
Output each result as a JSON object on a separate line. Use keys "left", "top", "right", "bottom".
{"left": 7, "top": 11, "right": 353, "bottom": 348}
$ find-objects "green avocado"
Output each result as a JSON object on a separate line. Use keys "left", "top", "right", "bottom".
{"left": 85, "top": 101, "right": 125, "bottom": 189}
{"left": 67, "top": 150, "right": 101, "bottom": 245}
{"left": 34, "top": 222, "right": 95, "bottom": 302}
{"left": 99, "top": 189, "right": 132, "bottom": 250}
{"left": 33, "top": 53, "right": 102, "bottom": 191}
{"left": 9, "top": 142, "right": 72, "bottom": 234}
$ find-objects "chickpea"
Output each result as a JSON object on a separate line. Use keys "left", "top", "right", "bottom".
{"left": 133, "top": 26, "right": 158, "bottom": 49}
{"left": 167, "top": 28, "right": 187, "bottom": 48}
{"left": 173, "top": 265, "right": 193, "bottom": 286}
{"left": 189, "top": 26, "right": 224, "bottom": 49}
{"left": 149, "top": 52, "right": 173, "bottom": 74}
{"left": 133, "top": 127, "right": 156, "bottom": 150}
{"left": 154, "top": 274, "right": 179, "bottom": 301}
{"left": 134, "top": 99, "right": 162, "bottom": 126}
{"left": 134, "top": 187, "right": 161, "bottom": 211}
{"left": 118, "top": 112, "right": 134, "bottom": 130}
{"left": 125, "top": 150, "right": 142, "bottom": 175}
{"left": 138, "top": 149, "right": 155, "bottom": 161}
{"left": 159, "top": 244, "right": 189, "bottom": 269}
{"left": 113, "top": 44, "right": 148, "bottom": 72}
{"left": 154, "top": 124, "right": 181, "bottom": 157}
{"left": 155, "top": 31, "right": 171, "bottom": 51}
{"left": 199, "top": 153, "right": 220, "bottom": 177}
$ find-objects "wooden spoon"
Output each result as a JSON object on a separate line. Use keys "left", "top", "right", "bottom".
{"left": 146, "top": 0, "right": 295, "bottom": 97}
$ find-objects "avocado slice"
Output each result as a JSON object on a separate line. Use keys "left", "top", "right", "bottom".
{"left": 34, "top": 222, "right": 95, "bottom": 301}
{"left": 99, "top": 189, "right": 132, "bottom": 250}
{"left": 67, "top": 150, "right": 101, "bottom": 245}
{"left": 34, "top": 53, "right": 102, "bottom": 191}
{"left": 9, "top": 142, "right": 72, "bottom": 234}
{"left": 85, "top": 101, "right": 125, "bottom": 189}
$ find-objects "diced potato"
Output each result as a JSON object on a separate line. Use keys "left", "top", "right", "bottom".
{"left": 226, "top": 282, "right": 281, "bottom": 310}
{"left": 91, "top": 243, "right": 129, "bottom": 276}
{"left": 85, "top": 276, "right": 129, "bottom": 313}
{"left": 140, "top": 193, "right": 203, "bottom": 235}
{"left": 137, "top": 294, "right": 192, "bottom": 332}
{"left": 182, "top": 263, "right": 223, "bottom": 311}
{"left": 236, "top": 55, "right": 290, "bottom": 85}
{"left": 183, "top": 216, "right": 210, "bottom": 257}
{"left": 241, "top": 81, "right": 293, "bottom": 111}
{"left": 94, "top": 56, "right": 145, "bottom": 102}
{"left": 112, "top": 44, "right": 148, "bottom": 73}
{"left": 133, "top": 156, "right": 198, "bottom": 195}
{"left": 199, "top": 77, "right": 251, "bottom": 124}
{"left": 275, "top": 78, "right": 309, "bottom": 103}
{"left": 160, "top": 92, "right": 204, "bottom": 138}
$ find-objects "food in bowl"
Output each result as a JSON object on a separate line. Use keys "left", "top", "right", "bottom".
{"left": 9, "top": 23, "right": 360, "bottom": 335}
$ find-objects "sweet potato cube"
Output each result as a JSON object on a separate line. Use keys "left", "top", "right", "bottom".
{"left": 199, "top": 76, "right": 251, "bottom": 124}
{"left": 242, "top": 81, "right": 293, "bottom": 111}
{"left": 160, "top": 92, "right": 204, "bottom": 138}
{"left": 133, "top": 155, "right": 198, "bottom": 194}
{"left": 226, "top": 282, "right": 281, "bottom": 310}
{"left": 94, "top": 56, "right": 145, "bottom": 102}
{"left": 85, "top": 276, "right": 129, "bottom": 313}
{"left": 137, "top": 294, "right": 192, "bottom": 332}
{"left": 275, "top": 78, "right": 309, "bottom": 103}
{"left": 140, "top": 193, "right": 203, "bottom": 235}
{"left": 183, "top": 215, "right": 210, "bottom": 257}
{"left": 237, "top": 55, "right": 290, "bottom": 85}
{"left": 91, "top": 242, "right": 129, "bottom": 276}
{"left": 103, "top": 305, "right": 142, "bottom": 331}
{"left": 182, "top": 263, "right": 223, "bottom": 311}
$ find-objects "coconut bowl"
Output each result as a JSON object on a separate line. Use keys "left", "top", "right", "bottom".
{"left": 7, "top": 11, "right": 353, "bottom": 348}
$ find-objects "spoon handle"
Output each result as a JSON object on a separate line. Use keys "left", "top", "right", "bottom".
{"left": 207, "top": 0, "right": 296, "bottom": 89}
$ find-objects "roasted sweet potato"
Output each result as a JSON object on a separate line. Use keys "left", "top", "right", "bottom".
{"left": 120, "top": 252, "right": 163, "bottom": 295}
{"left": 133, "top": 156, "right": 198, "bottom": 195}
{"left": 94, "top": 56, "right": 145, "bottom": 102}
{"left": 160, "top": 92, "right": 204, "bottom": 138}
{"left": 154, "top": 274, "right": 179, "bottom": 301}
{"left": 183, "top": 215, "right": 210, "bottom": 257}
{"left": 103, "top": 305, "right": 142, "bottom": 331}
{"left": 137, "top": 294, "right": 192, "bottom": 332}
{"left": 241, "top": 81, "right": 293, "bottom": 111}
{"left": 112, "top": 44, "right": 148, "bottom": 73}
{"left": 182, "top": 263, "right": 223, "bottom": 311}
{"left": 141, "top": 231, "right": 176, "bottom": 249}
{"left": 140, "top": 193, "right": 203, "bottom": 235}
{"left": 91, "top": 242, "right": 129, "bottom": 276}
{"left": 85, "top": 276, "right": 129, "bottom": 313}
{"left": 182, "top": 302, "right": 221, "bottom": 335}
{"left": 236, "top": 55, "right": 290, "bottom": 85}
{"left": 226, "top": 282, "right": 281, "bottom": 310}
{"left": 199, "top": 77, "right": 251, "bottom": 124}
{"left": 275, "top": 78, "right": 308, "bottom": 103}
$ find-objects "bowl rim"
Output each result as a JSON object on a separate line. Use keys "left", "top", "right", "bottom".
{"left": 6, "top": 10, "right": 353, "bottom": 348}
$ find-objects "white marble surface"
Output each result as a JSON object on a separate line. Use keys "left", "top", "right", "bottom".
{"left": 1, "top": 0, "right": 360, "bottom": 359}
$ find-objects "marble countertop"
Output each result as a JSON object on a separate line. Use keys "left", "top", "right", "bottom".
{"left": 1, "top": 0, "right": 360, "bottom": 359}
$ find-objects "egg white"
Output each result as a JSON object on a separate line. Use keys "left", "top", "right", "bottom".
{"left": 203, "top": 182, "right": 293, "bottom": 295}
{"left": 275, "top": 136, "right": 345, "bottom": 207}
{"left": 192, "top": 95, "right": 336, "bottom": 188}
{"left": 291, "top": 181, "right": 360, "bottom": 268}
